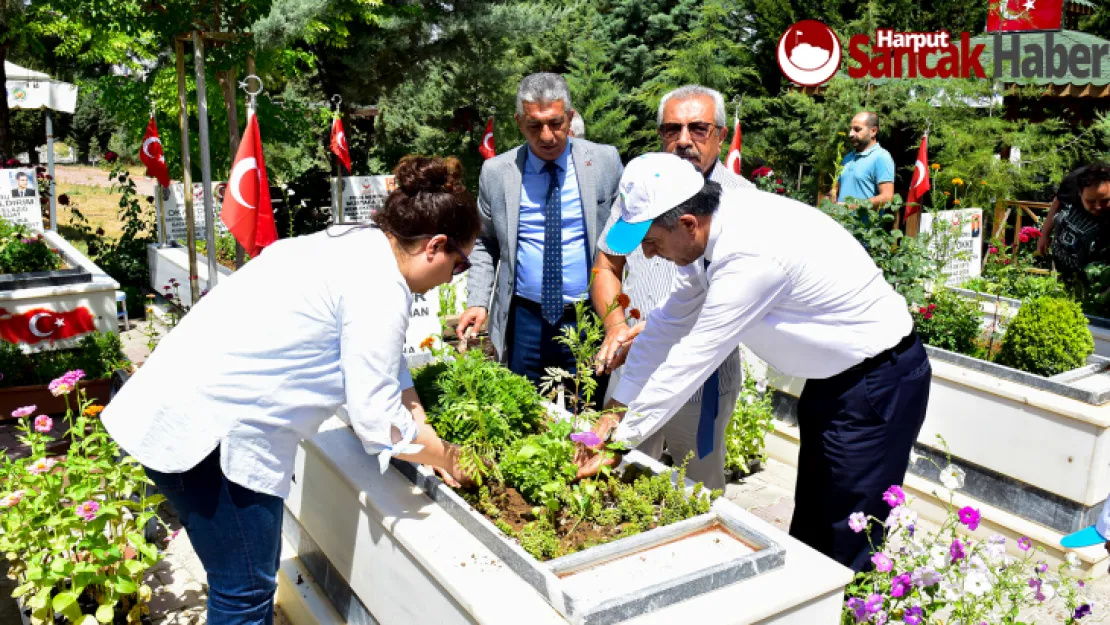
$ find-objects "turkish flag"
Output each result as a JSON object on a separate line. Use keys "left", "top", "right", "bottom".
{"left": 330, "top": 116, "right": 352, "bottom": 173}
{"left": 0, "top": 307, "right": 97, "bottom": 346}
{"left": 139, "top": 117, "right": 171, "bottom": 188}
{"left": 905, "top": 134, "right": 930, "bottom": 218}
{"left": 478, "top": 117, "right": 496, "bottom": 160}
{"left": 986, "top": 0, "right": 1063, "bottom": 32}
{"left": 221, "top": 112, "right": 278, "bottom": 257}
{"left": 725, "top": 116, "right": 742, "bottom": 175}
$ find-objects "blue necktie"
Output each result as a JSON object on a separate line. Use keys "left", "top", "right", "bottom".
{"left": 697, "top": 257, "right": 720, "bottom": 459}
{"left": 541, "top": 162, "right": 563, "bottom": 326}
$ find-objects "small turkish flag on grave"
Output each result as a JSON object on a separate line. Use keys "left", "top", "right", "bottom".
{"left": 725, "top": 115, "right": 742, "bottom": 175}
{"left": 139, "top": 117, "right": 171, "bottom": 188}
{"left": 905, "top": 133, "right": 931, "bottom": 218}
{"left": 986, "top": 0, "right": 1063, "bottom": 32}
{"left": 221, "top": 111, "right": 278, "bottom": 257}
{"left": 478, "top": 117, "right": 496, "bottom": 160}
{"left": 330, "top": 116, "right": 352, "bottom": 173}
{"left": 0, "top": 307, "right": 97, "bottom": 346}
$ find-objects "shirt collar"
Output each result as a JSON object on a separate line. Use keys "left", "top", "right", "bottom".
{"left": 525, "top": 140, "right": 572, "bottom": 173}
{"left": 856, "top": 142, "right": 881, "bottom": 157}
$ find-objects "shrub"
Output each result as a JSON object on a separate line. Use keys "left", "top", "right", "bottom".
{"left": 724, "top": 365, "right": 775, "bottom": 475}
{"left": 0, "top": 332, "right": 128, "bottom": 389}
{"left": 996, "top": 296, "right": 1094, "bottom": 376}
{"left": 913, "top": 289, "right": 983, "bottom": 357}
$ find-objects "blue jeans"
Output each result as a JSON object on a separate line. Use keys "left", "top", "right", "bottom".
{"left": 145, "top": 448, "right": 283, "bottom": 625}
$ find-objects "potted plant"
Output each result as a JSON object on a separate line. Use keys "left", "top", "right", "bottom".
{"left": 0, "top": 371, "right": 165, "bottom": 625}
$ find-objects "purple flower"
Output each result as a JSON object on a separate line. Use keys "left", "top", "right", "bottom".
{"left": 903, "top": 606, "right": 924, "bottom": 625}
{"left": 864, "top": 594, "right": 883, "bottom": 614}
{"left": 882, "top": 485, "right": 905, "bottom": 507}
{"left": 1018, "top": 536, "right": 1032, "bottom": 551}
{"left": 846, "top": 598, "right": 866, "bottom": 622}
{"left": 872, "top": 611, "right": 887, "bottom": 625}
{"left": 848, "top": 512, "right": 867, "bottom": 533}
{"left": 11, "top": 405, "right": 35, "bottom": 418}
{"left": 871, "top": 552, "right": 892, "bottom": 573}
{"left": 958, "top": 506, "right": 981, "bottom": 531}
{"left": 950, "top": 538, "right": 965, "bottom": 562}
{"left": 890, "top": 573, "right": 911, "bottom": 598}
{"left": 1075, "top": 604, "right": 1091, "bottom": 619}
{"left": 1035, "top": 561, "right": 1048, "bottom": 574}
{"left": 569, "top": 431, "right": 602, "bottom": 448}
{"left": 48, "top": 370, "right": 85, "bottom": 397}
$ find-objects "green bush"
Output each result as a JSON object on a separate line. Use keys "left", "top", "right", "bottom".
{"left": 0, "top": 332, "right": 129, "bottom": 389}
{"left": 913, "top": 289, "right": 983, "bottom": 357}
{"left": 0, "top": 217, "right": 64, "bottom": 275}
{"left": 996, "top": 297, "right": 1094, "bottom": 377}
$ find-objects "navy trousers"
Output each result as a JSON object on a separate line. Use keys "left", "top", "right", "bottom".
{"left": 505, "top": 296, "right": 579, "bottom": 388}
{"left": 789, "top": 333, "right": 931, "bottom": 572}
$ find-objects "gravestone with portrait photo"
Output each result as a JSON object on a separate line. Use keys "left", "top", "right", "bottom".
{"left": 162, "top": 182, "right": 231, "bottom": 243}
{"left": 340, "top": 175, "right": 396, "bottom": 223}
{"left": 919, "top": 208, "right": 984, "bottom": 286}
{"left": 0, "top": 169, "right": 45, "bottom": 233}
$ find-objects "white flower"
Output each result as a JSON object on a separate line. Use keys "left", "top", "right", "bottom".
{"left": 930, "top": 545, "right": 950, "bottom": 570}
{"left": 1041, "top": 576, "right": 1058, "bottom": 600}
{"left": 940, "top": 464, "right": 966, "bottom": 490}
{"left": 941, "top": 580, "right": 963, "bottom": 601}
{"left": 985, "top": 535, "right": 1007, "bottom": 561}
{"left": 287, "top": 189, "right": 296, "bottom": 196}
{"left": 744, "top": 395, "right": 755, "bottom": 405}
{"left": 963, "top": 570, "right": 992, "bottom": 596}
{"left": 755, "top": 378, "right": 767, "bottom": 394}
{"left": 1066, "top": 552, "right": 1081, "bottom": 570}
{"left": 909, "top": 449, "right": 921, "bottom": 465}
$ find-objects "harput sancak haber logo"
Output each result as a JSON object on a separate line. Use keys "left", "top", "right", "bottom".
{"left": 777, "top": 21, "right": 843, "bottom": 87}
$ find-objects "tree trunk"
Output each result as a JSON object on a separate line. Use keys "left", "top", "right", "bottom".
{"left": 218, "top": 68, "right": 241, "bottom": 155}
{"left": 0, "top": 44, "right": 13, "bottom": 161}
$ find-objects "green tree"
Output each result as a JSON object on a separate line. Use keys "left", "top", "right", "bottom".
{"left": 566, "top": 30, "right": 634, "bottom": 154}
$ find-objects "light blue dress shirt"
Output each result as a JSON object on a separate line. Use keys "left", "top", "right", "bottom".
{"left": 837, "top": 142, "right": 895, "bottom": 203}
{"left": 515, "top": 141, "right": 588, "bottom": 304}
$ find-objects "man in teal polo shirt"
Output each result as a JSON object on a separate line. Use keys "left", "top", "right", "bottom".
{"left": 833, "top": 111, "right": 895, "bottom": 208}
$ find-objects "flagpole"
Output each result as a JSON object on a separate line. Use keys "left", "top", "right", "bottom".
{"left": 734, "top": 96, "right": 742, "bottom": 170}
{"left": 193, "top": 31, "right": 219, "bottom": 289}
{"left": 175, "top": 37, "right": 201, "bottom": 305}
{"left": 331, "top": 94, "right": 342, "bottom": 226}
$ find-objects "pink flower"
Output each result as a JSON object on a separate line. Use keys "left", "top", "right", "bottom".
{"left": 882, "top": 485, "right": 906, "bottom": 507}
{"left": 871, "top": 552, "right": 893, "bottom": 573}
{"left": 570, "top": 431, "right": 603, "bottom": 448}
{"left": 1018, "top": 536, "right": 1032, "bottom": 551}
{"left": 33, "top": 415, "right": 52, "bottom": 433}
{"left": 75, "top": 500, "right": 100, "bottom": 522}
{"left": 950, "top": 538, "right": 965, "bottom": 562}
{"left": 988, "top": 246, "right": 998, "bottom": 254}
{"left": 28, "top": 457, "right": 57, "bottom": 475}
{"left": 48, "top": 370, "right": 85, "bottom": 397}
{"left": 958, "top": 506, "right": 981, "bottom": 531}
{"left": 165, "top": 529, "right": 181, "bottom": 544}
{"left": 890, "top": 573, "right": 912, "bottom": 598}
{"left": 0, "top": 490, "right": 24, "bottom": 507}
{"left": 11, "top": 405, "right": 35, "bottom": 418}
{"left": 848, "top": 511, "right": 868, "bottom": 533}
{"left": 1019, "top": 234, "right": 1030, "bottom": 243}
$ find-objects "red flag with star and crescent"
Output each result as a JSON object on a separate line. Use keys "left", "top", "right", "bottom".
{"left": 478, "top": 117, "right": 496, "bottom": 160}
{"left": 330, "top": 116, "right": 352, "bottom": 172}
{"left": 0, "top": 307, "right": 97, "bottom": 346}
{"left": 725, "top": 114, "right": 742, "bottom": 175}
{"left": 221, "top": 112, "right": 278, "bottom": 257}
{"left": 905, "top": 133, "right": 930, "bottom": 218}
{"left": 986, "top": 0, "right": 1063, "bottom": 32}
{"left": 139, "top": 117, "right": 171, "bottom": 188}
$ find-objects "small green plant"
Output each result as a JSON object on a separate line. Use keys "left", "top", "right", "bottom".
{"left": 0, "top": 332, "right": 128, "bottom": 389}
{"left": 498, "top": 420, "right": 579, "bottom": 519}
{"left": 0, "top": 226, "right": 64, "bottom": 275}
{"left": 0, "top": 373, "right": 165, "bottom": 624}
{"left": 724, "top": 365, "right": 775, "bottom": 475}
{"left": 912, "top": 288, "right": 983, "bottom": 357}
{"left": 996, "top": 296, "right": 1094, "bottom": 376}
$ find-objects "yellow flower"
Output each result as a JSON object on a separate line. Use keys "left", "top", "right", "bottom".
{"left": 952, "top": 178, "right": 964, "bottom": 186}
{"left": 838, "top": 131, "right": 847, "bottom": 136}
{"left": 84, "top": 405, "right": 104, "bottom": 417}
{"left": 931, "top": 164, "right": 941, "bottom": 171}
{"left": 419, "top": 336, "right": 436, "bottom": 350}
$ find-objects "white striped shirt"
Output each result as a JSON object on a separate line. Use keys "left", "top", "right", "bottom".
{"left": 599, "top": 162, "right": 753, "bottom": 402}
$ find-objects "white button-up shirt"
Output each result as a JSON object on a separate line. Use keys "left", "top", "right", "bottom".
{"left": 613, "top": 188, "right": 913, "bottom": 447}
{"left": 103, "top": 226, "right": 417, "bottom": 499}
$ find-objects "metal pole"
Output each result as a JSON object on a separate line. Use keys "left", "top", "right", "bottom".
{"left": 330, "top": 94, "right": 343, "bottom": 225}
{"left": 176, "top": 38, "right": 201, "bottom": 304}
{"left": 193, "top": 31, "right": 219, "bottom": 288}
{"left": 155, "top": 183, "right": 167, "bottom": 246}
{"left": 45, "top": 110, "right": 56, "bottom": 230}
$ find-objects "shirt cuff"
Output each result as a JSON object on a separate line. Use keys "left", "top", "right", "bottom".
{"left": 366, "top": 419, "right": 424, "bottom": 474}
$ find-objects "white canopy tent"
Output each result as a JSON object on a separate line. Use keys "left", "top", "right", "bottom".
{"left": 6, "top": 61, "right": 78, "bottom": 229}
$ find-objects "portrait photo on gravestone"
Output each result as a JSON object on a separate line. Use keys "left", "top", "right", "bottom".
{"left": 0, "top": 168, "right": 44, "bottom": 232}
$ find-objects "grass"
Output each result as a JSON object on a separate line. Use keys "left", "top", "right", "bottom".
{"left": 54, "top": 183, "right": 133, "bottom": 239}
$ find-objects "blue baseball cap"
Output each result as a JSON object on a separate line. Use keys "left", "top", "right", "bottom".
{"left": 606, "top": 153, "right": 705, "bottom": 255}
{"left": 1061, "top": 497, "right": 1110, "bottom": 548}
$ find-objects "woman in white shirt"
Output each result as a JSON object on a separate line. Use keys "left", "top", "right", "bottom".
{"left": 102, "top": 156, "right": 479, "bottom": 625}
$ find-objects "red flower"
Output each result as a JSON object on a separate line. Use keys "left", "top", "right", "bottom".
{"left": 775, "top": 178, "right": 783, "bottom": 185}
{"left": 988, "top": 246, "right": 998, "bottom": 254}
{"left": 103, "top": 151, "right": 118, "bottom": 163}
{"left": 923, "top": 312, "right": 934, "bottom": 320}
{"left": 617, "top": 293, "right": 631, "bottom": 309}
{"left": 919, "top": 307, "right": 928, "bottom": 314}
{"left": 628, "top": 308, "right": 641, "bottom": 320}
{"left": 927, "top": 303, "right": 937, "bottom": 312}
{"left": 1019, "top": 234, "right": 1029, "bottom": 243}
{"left": 1002, "top": 258, "right": 1011, "bottom": 265}
{"left": 4, "top": 158, "right": 20, "bottom": 168}
{"left": 57, "top": 194, "right": 70, "bottom": 206}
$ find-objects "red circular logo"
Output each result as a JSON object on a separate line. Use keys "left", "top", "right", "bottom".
{"left": 777, "top": 20, "right": 842, "bottom": 87}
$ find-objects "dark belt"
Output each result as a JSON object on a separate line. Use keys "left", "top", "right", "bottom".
{"left": 836, "top": 331, "right": 919, "bottom": 380}
{"left": 512, "top": 295, "right": 579, "bottom": 320}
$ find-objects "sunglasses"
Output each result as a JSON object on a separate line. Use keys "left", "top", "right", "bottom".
{"left": 445, "top": 238, "right": 472, "bottom": 276}
{"left": 660, "top": 121, "right": 721, "bottom": 141}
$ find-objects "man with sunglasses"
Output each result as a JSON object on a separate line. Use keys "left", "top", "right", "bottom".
{"left": 459, "top": 73, "right": 623, "bottom": 387}
{"left": 590, "top": 85, "right": 752, "bottom": 490}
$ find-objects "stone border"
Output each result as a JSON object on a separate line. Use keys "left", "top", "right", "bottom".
{"left": 282, "top": 510, "right": 379, "bottom": 625}
{"left": 923, "top": 345, "right": 1110, "bottom": 405}
{"left": 390, "top": 453, "right": 785, "bottom": 625}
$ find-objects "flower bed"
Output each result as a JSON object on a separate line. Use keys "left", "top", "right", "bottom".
{"left": 0, "top": 373, "right": 165, "bottom": 625}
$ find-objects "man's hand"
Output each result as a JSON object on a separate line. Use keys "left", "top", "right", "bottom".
{"left": 456, "top": 306, "right": 488, "bottom": 341}
{"left": 574, "top": 411, "right": 624, "bottom": 479}
{"left": 595, "top": 323, "right": 643, "bottom": 374}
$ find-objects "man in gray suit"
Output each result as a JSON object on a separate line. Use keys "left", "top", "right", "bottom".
{"left": 457, "top": 73, "right": 623, "bottom": 386}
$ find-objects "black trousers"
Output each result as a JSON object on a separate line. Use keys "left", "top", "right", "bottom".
{"left": 789, "top": 332, "right": 931, "bottom": 572}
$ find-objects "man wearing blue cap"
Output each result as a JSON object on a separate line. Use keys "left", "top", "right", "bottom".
{"left": 577, "top": 153, "right": 931, "bottom": 572}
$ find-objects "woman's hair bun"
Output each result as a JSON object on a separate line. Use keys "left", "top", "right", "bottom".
{"left": 393, "top": 155, "right": 466, "bottom": 196}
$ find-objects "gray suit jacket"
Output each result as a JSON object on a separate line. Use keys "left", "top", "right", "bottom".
{"left": 468, "top": 139, "right": 623, "bottom": 358}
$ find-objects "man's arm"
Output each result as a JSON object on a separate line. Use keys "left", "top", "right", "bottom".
{"left": 592, "top": 251, "right": 627, "bottom": 328}
{"left": 870, "top": 181, "right": 895, "bottom": 208}
{"left": 870, "top": 153, "right": 896, "bottom": 208}
{"left": 466, "top": 162, "right": 499, "bottom": 310}
{"left": 611, "top": 256, "right": 790, "bottom": 447}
